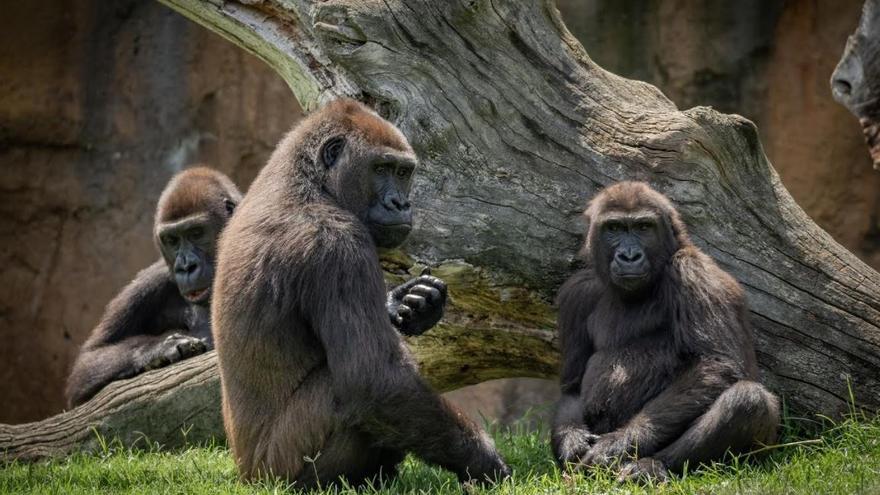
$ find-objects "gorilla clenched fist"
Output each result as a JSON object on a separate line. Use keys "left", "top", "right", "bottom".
{"left": 387, "top": 269, "right": 448, "bottom": 336}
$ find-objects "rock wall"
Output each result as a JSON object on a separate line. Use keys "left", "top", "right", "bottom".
{"left": 1, "top": 0, "right": 876, "bottom": 424}
{"left": 0, "top": 0, "right": 301, "bottom": 423}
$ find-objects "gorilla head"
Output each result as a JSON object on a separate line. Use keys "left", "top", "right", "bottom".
{"left": 154, "top": 167, "right": 241, "bottom": 305}
{"left": 583, "top": 181, "right": 688, "bottom": 296}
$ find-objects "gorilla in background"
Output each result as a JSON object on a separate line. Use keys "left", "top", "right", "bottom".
{"left": 213, "top": 99, "right": 509, "bottom": 489}
{"left": 65, "top": 167, "right": 241, "bottom": 408}
{"left": 552, "top": 181, "right": 779, "bottom": 482}
{"left": 66, "top": 165, "right": 445, "bottom": 408}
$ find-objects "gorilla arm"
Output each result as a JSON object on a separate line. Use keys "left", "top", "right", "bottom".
{"left": 305, "top": 238, "right": 508, "bottom": 483}
{"left": 65, "top": 261, "right": 206, "bottom": 408}
{"left": 551, "top": 269, "right": 600, "bottom": 465}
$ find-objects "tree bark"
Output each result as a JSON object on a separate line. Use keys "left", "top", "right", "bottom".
{"left": 4, "top": 0, "right": 880, "bottom": 461}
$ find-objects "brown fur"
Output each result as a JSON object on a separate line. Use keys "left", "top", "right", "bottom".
{"left": 65, "top": 167, "right": 241, "bottom": 407}
{"left": 552, "top": 181, "right": 779, "bottom": 482}
{"left": 156, "top": 165, "right": 240, "bottom": 223}
{"left": 212, "top": 99, "right": 508, "bottom": 489}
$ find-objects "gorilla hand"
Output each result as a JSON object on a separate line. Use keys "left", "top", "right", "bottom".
{"left": 577, "top": 431, "right": 636, "bottom": 469}
{"left": 387, "top": 270, "right": 448, "bottom": 336}
{"left": 141, "top": 333, "right": 208, "bottom": 372}
{"left": 617, "top": 457, "right": 669, "bottom": 484}
{"left": 459, "top": 434, "right": 512, "bottom": 488}
{"left": 556, "top": 428, "right": 600, "bottom": 466}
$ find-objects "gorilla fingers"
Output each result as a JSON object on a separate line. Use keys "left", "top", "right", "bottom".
{"left": 138, "top": 333, "right": 208, "bottom": 372}
{"left": 387, "top": 271, "right": 448, "bottom": 336}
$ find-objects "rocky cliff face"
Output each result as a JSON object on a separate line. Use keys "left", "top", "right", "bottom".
{"left": 0, "top": 0, "right": 875, "bottom": 423}
{"left": 0, "top": 0, "right": 301, "bottom": 422}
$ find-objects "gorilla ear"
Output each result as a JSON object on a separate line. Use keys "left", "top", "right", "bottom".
{"left": 321, "top": 136, "right": 346, "bottom": 168}
{"left": 224, "top": 198, "right": 237, "bottom": 216}
{"left": 578, "top": 209, "right": 594, "bottom": 259}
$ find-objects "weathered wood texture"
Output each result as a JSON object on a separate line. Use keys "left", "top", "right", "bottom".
{"left": 3, "top": 0, "right": 880, "bottom": 461}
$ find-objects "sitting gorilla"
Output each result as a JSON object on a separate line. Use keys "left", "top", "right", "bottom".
{"left": 213, "top": 99, "right": 509, "bottom": 488}
{"left": 552, "top": 181, "right": 779, "bottom": 482}
{"left": 66, "top": 166, "right": 443, "bottom": 408}
{"left": 65, "top": 167, "right": 241, "bottom": 407}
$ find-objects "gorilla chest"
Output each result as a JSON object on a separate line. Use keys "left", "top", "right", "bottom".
{"left": 184, "top": 305, "right": 213, "bottom": 344}
{"left": 580, "top": 335, "right": 681, "bottom": 434}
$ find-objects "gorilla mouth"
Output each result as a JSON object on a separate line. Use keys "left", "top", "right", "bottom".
{"left": 369, "top": 222, "right": 412, "bottom": 248}
{"left": 610, "top": 270, "right": 650, "bottom": 293}
{"left": 183, "top": 287, "right": 211, "bottom": 304}
{"left": 611, "top": 263, "right": 650, "bottom": 280}
{"left": 376, "top": 222, "right": 412, "bottom": 231}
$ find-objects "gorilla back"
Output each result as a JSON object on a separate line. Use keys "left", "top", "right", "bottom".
{"left": 213, "top": 99, "right": 508, "bottom": 488}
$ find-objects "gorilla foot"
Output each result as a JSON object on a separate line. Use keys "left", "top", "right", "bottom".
{"left": 617, "top": 458, "right": 669, "bottom": 484}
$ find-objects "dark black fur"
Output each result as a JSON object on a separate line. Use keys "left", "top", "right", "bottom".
{"left": 65, "top": 167, "right": 241, "bottom": 408}
{"left": 213, "top": 99, "right": 509, "bottom": 488}
{"left": 551, "top": 182, "right": 779, "bottom": 482}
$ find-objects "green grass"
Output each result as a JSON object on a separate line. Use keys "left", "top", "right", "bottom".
{"left": 3, "top": 411, "right": 880, "bottom": 495}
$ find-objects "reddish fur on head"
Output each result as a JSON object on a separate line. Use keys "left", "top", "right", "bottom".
{"left": 582, "top": 181, "right": 690, "bottom": 257}
{"left": 155, "top": 166, "right": 243, "bottom": 226}
{"left": 325, "top": 99, "right": 410, "bottom": 151}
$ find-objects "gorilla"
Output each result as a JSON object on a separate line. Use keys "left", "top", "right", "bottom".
{"left": 212, "top": 99, "right": 509, "bottom": 489}
{"left": 831, "top": 0, "right": 880, "bottom": 168}
{"left": 552, "top": 181, "right": 779, "bottom": 482}
{"left": 65, "top": 165, "right": 445, "bottom": 409}
{"left": 65, "top": 167, "right": 241, "bottom": 407}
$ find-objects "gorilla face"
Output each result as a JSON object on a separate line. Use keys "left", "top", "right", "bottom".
{"left": 320, "top": 135, "right": 417, "bottom": 249}
{"left": 596, "top": 211, "right": 669, "bottom": 296}
{"left": 601, "top": 215, "right": 657, "bottom": 292}
{"left": 157, "top": 213, "right": 224, "bottom": 305}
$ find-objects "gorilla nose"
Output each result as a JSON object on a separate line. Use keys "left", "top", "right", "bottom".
{"left": 616, "top": 249, "right": 643, "bottom": 264}
{"left": 832, "top": 78, "right": 853, "bottom": 97}
{"left": 176, "top": 258, "right": 200, "bottom": 276}
{"left": 831, "top": 49, "right": 863, "bottom": 104}
{"left": 389, "top": 195, "right": 411, "bottom": 211}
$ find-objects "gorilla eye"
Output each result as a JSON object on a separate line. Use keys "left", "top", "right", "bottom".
{"left": 396, "top": 167, "right": 412, "bottom": 180}
{"left": 164, "top": 235, "right": 179, "bottom": 248}
{"left": 606, "top": 222, "right": 623, "bottom": 233}
{"left": 635, "top": 221, "right": 653, "bottom": 232}
{"left": 189, "top": 227, "right": 205, "bottom": 240}
{"left": 321, "top": 137, "right": 346, "bottom": 168}
{"left": 224, "top": 198, "right": 237, "bottom": 216}
{"left": 375, "top": 165, "right": 388, "bottom": 176}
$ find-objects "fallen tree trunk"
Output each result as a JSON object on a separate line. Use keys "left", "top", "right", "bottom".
{"left": 4, "top": 0, "right": 880, "bottom": 461}
{"left": 0, "top": 257, "right": 559, "bottom": 462}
